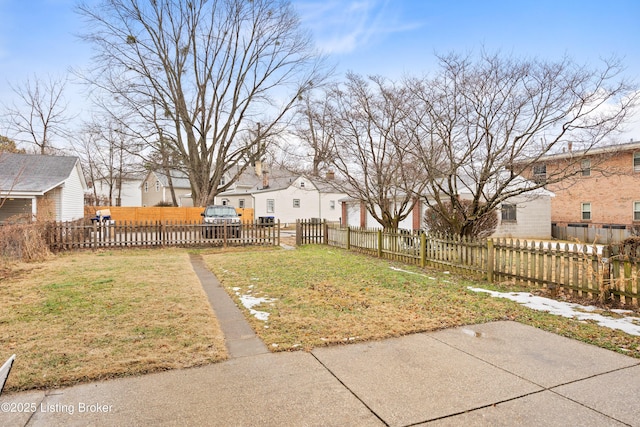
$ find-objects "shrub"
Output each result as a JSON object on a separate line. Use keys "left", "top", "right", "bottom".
{"left": 0, "top": 219, "right": 50, "bottom": 262}
{"left": 423, "top": 200, "right": 498, "bottom": 238}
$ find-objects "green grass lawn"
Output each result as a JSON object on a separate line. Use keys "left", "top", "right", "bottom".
{"left": 0, "top": 249, "right": 227, "bottom": 392}
{"left": 203, "top": 245, "right": 640, "bottom": 357}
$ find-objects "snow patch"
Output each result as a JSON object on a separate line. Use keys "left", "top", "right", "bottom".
{"left": 468, "top": 287, "right": 640, "bottom": 336}
{"left": 234, "top": 288, "right": 276, "bottom": 321}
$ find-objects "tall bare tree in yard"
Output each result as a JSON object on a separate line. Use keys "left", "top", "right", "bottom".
{"left": 78, "top": 0, "right": 325, "bottom": 206}
{"left": 3, "top": 74, "right": 72, "bottom": 154}
{"left": 326, "top": 73, "right": 426, "bottom": 229}
{"left": 408, "top": 52, "right": 638, "bottom": 237}
{"left": 290, "top": 94, "right": 336, "bottom": 176}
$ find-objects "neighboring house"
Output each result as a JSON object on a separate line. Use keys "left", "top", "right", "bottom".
{"left": 216, "top": 163, "right": 346, "bottom": 224}
{"left": 341, "top": 178, "right": 554, "bottom": 239}
{"left": 140, "top": 170, "right": 193, "bottom": 207}
{"left": 0, "top": 153, "right": 87, "bottom": 223}
{"left": 88, "top": 172, "right": 145, "bottom": 206}
{"left": 524, "top": 140, "right": 640, "bottom": 231}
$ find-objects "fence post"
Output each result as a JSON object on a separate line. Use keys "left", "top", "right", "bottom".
{"left": 323, "top": 220, "right": 328, "bottom": 245}
{"left": 92, "top": 221, "right": 97, "bottom": 251}
{"left": 420, "top": 232, "right": 426, "bottom": 268}
{"left": 296, "top": 220, "right": 301, "bottom": 246}
{"left": 346, "top": 226, "right": 351, "bottom": 250}
{"left": 276, "top": 220, "right": 280, "bottom": 246}
{"left": 377, "top": 229, "right": 382, "bottom": 258}
{"left": 487, "top": 239, "right": 494, "bottom": 282}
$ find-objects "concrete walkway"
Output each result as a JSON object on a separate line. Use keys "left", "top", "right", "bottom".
{"left": 2, "top": 260, "right": 640, "bottom": 426}
{"left": 189, "top": 254, "right": 268, "bottom": 358}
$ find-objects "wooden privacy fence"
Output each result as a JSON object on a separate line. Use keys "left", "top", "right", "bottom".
{"left": 297, "top": 220, "right": 640, "bottom": 307}
{"left": 47, "top": 220, "right": 279, "bottom": 250}
{"left": 84, "top": 206, "right": 255, "bottom": 223}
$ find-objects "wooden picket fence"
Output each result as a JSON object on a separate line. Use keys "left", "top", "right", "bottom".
{"left": 46, "top": 219, "right": 279, "bottom": 250}
{"left": 297, "top": 220, "right": 640, "bottom": 307}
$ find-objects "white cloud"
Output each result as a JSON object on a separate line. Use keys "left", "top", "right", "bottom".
{"left": 295, "top": 0, "right": 422, "bottom": 55}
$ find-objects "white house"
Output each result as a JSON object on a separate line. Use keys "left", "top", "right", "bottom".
{"left": 0, "top": 153, "right": 87, "bottom": 223}
{"left": 88, "top": 172, "right": 145, "bottom": 206}
{"left": 216, "top": 163, "right": 347, "bottom": 224}
{"left": 341, "top": 177, "right": 554, "bottom": 239}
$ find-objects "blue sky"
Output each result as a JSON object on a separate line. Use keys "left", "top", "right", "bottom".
{"left": 1, "top": 0, "right": 639, "bottom": 137}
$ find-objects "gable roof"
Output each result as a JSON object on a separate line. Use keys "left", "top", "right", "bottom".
{"left": 0, "top": 153, "right": 83, "bottom": 195}
{"left": 148, "top": 169, "right": 192, "bottom": 189}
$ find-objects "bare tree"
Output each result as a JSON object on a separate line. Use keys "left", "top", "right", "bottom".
{"left": 408, "top": 52, "right": 638, "bottom": 237}
{"left": 73, "top": 119, "right": 141, "bottom": 206}
{"left": 3, "top": 74, "right": 72, "bottom": 154}
{"left": 325, "top": 73, "right": 426, "bottom": 229}
{"left": 290, "top": 93, "right": 336, "bottom": 176}
{"left": 77, "top": 0, "right": 325, "bottom": 206}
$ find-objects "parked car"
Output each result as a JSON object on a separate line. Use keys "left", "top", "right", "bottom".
{"left": 201, "top": 205, "right": 242, "bottom": 238}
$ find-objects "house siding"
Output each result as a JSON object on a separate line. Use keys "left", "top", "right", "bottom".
{"left": 493, "top": 195, "right": 552, "bottom": 239}
{"left": 94, "top": 178, "right": 143, "bottom": 206}
{"left": 59, "top": 162, "right": 86, "bottom": 221}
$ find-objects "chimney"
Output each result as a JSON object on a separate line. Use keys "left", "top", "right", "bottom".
{"left": 262, "top": 170, "right": 269, "bottom": 189}
{"left": 254, "top": 160, "right": 262, "bottom": 176}
{"left": 326, "top": 170, "right": 335, "bottom": 180}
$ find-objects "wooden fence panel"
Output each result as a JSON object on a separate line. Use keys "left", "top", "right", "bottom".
{"left": 85, "top": 206, "right": 255, "bottom": 224}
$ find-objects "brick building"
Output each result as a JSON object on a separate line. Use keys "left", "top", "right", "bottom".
{"left": 525, "top": 141, "right": 640, "bottom": 232}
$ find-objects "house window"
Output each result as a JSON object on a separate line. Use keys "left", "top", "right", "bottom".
{"left": 330, "top": 200, "right": 336, "bottom": 210}
{"left": 293, "top": 199, "right": 300, "bottom": 208}
{"left": 581, "top": 159, "right": 591, "bottom": 176}
{"left": 533, "top": 163, "right": 546, "bottom": 183}
{"left": 155, "top": 180, "right": 160, "bottom": 192}
{"left": 221, "top": 199, "right": 228, "bottom": 206}
{"left": 501, "top": 204, "right": 517, "bottom": 222}
{"left": 533, "top": 164, "right": 546, "bottom": 176}
{"left": 634, "top": 152, "right": 640, "bottom": 172}
{"left": 144, "top": 182, "right": 148, "bottom": 193}
{"left": 634, "top": 202, "right": 640, "bottom": 221}
{"left": 581, "top": 202, "right": 592, "bottom": 221}
{"left": 267, "top": 199, "right": 275, "bottom": 213}
{"left": 239, "top": 199, "right": 245, "bottom": 209}
{"left": 300, "top": 181, "right": 305, "bottom": 188}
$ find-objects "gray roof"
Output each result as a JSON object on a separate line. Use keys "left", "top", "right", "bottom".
{"left": 0, "top": 153, "right": 80, "bottom": 194}
{"left": 218, "top": 165, "right": 345, "bottom": 196}
{"left": 154, "top": 170, "right": 192, "bottom": 189}
{"left": 535, "top": 140, "right": 640, "bottom": 162}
